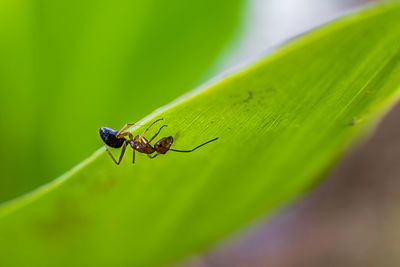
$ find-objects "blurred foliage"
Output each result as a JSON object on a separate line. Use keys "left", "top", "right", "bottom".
{"left": 0, "top": 3, "right": 399, "bottom": 266}
{"left": 0, "top": 0, "right": 242, "bottom": 202}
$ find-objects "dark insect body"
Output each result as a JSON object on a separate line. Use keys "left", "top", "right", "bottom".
{"left": 99, "top": 119, "right": 218, "bottom": 165}
{"left": 99, "top": 127, "right": 125, "bottom": 148}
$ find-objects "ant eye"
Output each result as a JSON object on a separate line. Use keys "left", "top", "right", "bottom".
{"left": 157, "top": 143, "right": 162, "bottom": 147}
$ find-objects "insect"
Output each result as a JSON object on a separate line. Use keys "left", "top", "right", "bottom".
{"left": 99, "top": 119, "right": 219, "bottom": 165}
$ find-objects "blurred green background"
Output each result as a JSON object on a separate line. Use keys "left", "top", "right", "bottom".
{"left": 0, "top": 0, "right": 243, "bottom": 202}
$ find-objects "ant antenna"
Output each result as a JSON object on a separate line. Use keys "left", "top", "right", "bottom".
{"left": 170, "top": 137, "right": 219, "bottom": 153}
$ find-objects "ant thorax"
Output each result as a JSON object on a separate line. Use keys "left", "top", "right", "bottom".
{"left": 132, "top": 139, "right": 155, "bottom": 154}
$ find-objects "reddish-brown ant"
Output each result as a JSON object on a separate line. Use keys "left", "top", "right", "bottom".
{"left": 99, "top": 119, "right": 218, "bottom": 165}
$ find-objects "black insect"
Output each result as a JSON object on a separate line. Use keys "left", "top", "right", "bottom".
{"left": 99, "top": 119, "right": 218, "bottom": 164}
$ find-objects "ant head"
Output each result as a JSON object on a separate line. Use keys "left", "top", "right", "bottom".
{"left": 154, "top": 136, "right": 173, "bottom": 154}
{"left": 99, "top": 127, "right": 125, "bottom": 148}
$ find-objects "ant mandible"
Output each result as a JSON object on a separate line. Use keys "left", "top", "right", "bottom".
{"left": 99, "top": 118, "right": 218, "bottom": 165}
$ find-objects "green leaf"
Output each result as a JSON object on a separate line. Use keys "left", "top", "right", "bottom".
{"left": 1, "top": 3, "right": 400, "bottom": 266}
{"left": 0, "top": 0, "right": 242, "bottom": 202}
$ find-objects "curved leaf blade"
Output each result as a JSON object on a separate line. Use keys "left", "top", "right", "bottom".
{"left": 1, "top": 3, "right": 400, "bottom": 266}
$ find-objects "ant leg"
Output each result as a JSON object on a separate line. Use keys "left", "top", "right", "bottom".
{"left": 138, "top": 118, "right": 164, "bottom": 141}
{"left": 132, "top": 148, "right": 136, "bottom": 164}
{"left": 147, "top": 153, "right": 159, "bottom": 159}
{"left": 116, "top": 123, "right": 142, "bottom": 137}
{"left": 117, "top": 142, "right": 128, "bottom": 164}
{"left": 170, "top": 137, "right": 219, "bottom": 153}
{"left": 105, "top": 142, "right": 127, "bottom": 165}
{"left": 117, "top": 131, "right": 134, "bottom": 140}
{"left": 105, "top": 146, "right": 118, "bottom": 164}
{"left": 141, "top": 137, "right": 150, "bottom": 145}
{"left": 140, "top": 125, "right": 167, "bottom": 145}
{"left": 148, "top": 125, "right": 168, "bottom": 143}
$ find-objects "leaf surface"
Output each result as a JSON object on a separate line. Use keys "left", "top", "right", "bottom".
{"left": 1, "top": 3, "right": 400, "bottom": 266}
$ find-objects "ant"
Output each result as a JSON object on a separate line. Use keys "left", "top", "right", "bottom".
{"left": 99, "top": 118, "right": 218, "bottom": 165}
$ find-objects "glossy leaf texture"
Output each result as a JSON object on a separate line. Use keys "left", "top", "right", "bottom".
{"left": 0, "top": 0, "right": 242, "bottom": 202}
{"left": 1, "top": 3, "right": 400, "bottom": 267}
